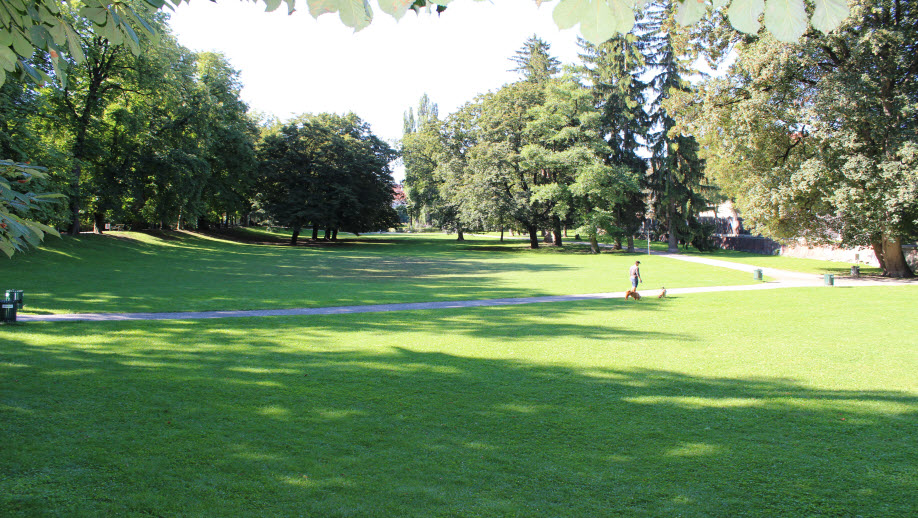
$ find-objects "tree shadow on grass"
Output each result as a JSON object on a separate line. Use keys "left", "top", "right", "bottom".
{"left": 1, "top": 309, "right": 915, "bottom": 517}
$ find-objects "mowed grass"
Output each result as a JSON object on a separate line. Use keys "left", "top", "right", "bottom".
{"left": 1, "top": 287, "right": 916, "bottom": 517}
{"left": 1, "top": 231, "right": 755, "bottom": 315}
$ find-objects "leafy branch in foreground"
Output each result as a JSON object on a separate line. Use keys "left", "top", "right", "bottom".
{"left": 0, "top": 159, "right": 64, "bottom": 257}
{"left": 0, "top": 0, "right": 851, "bottom": 89}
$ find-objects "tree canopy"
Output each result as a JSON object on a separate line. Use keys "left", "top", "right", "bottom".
{"left": 686, "top": 0, "right": 918, "bottom": 276}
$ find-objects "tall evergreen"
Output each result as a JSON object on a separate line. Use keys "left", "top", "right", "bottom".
{"left": 639, "top": 0, "right": 712, "bottom": 252}
{"left": 578, "top": 33, "right": 648, "bottom": 251}
{"left": 510, "top": 35, "right": 561, "bottom": 84}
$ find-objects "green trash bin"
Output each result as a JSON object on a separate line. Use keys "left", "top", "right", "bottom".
{"left": 753, "top": 269, "right": 763, "bottom": 281}
{"left": 5, "top": 289, "right": 23, "bottom": 309}
{"left": 1, "top": 298, "right": 16, "bottom": 324}
{"left": 824, "top": 273, "right": 835, "bottom": 286}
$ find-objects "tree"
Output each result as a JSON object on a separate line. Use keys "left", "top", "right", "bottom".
{"left": 511, "top": 35, "right": 561, "bottom": 84}
{"left": 642, "top": 0, "right": 713, "bottom": 252}
{"left": 578, "top": 32, "right": 648, "bottom": 251}
{"left": 258, "top": 113, "right": 397, "bottom": 244}
{"left": 691, "top": 0, "right": 917, "bottom": 277}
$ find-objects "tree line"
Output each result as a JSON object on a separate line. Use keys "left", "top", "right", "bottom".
{"left": 0, "top": 3, "right": 397, "bottom": 254}
{"left": 403, "top": 1, "right": 712, "bottom": 254}
{"left": 403, "top": 0, "right": 916, "bottom": 277}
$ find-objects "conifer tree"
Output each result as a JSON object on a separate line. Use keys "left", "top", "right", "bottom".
{"left": 639, "top": 0, "right": 712, "bottom": 252}
{"left": 578, "top": 33, "right": 648, "bottom": 251}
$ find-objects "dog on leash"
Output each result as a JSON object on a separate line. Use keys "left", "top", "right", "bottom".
{"left": 625, "top": 288, "right": 642, "bottom": 300}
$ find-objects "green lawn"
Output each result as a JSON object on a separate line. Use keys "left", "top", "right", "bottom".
{"left": 1, "top": 233, "right": 916, "bottom": 516}
{"left": 1, "top": 231, "right": 752, "bottom": 315}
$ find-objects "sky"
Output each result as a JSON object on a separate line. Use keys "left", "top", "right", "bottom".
{"left": 167, "top": 0, "right": 586, "bottom": 151}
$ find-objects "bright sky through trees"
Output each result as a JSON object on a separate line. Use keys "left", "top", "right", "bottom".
{"left": 168, "top": 0, "right": 582, "bottom": 151}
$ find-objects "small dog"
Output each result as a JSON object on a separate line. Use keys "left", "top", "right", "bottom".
{"left": 658, "top": 287, "right": 667, "bottom": 298}
{"left": 625, "top": 288, "right": 642, "bottom": 300}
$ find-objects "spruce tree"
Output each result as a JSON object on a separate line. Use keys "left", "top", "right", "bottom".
{"left": 578, "top": 33, "right": 648, "bottom": 251}
{"left": 639, "top": 0, "right": 712, "bottom": 252}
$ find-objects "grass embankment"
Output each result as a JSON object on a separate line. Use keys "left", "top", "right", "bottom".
{"left": 1, "top": 288, "right": 916, "bottom": 516}
{"left": 2, "top": 231, "right": 753, "bottom": 315}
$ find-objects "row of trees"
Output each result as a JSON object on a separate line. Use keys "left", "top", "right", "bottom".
{"left": 0, "top": 3, "right": 397, "bottom": 255}
{"left": 403, "top": 1, "right": 712, "bottom": 253}
{"left": 403, "top": 0, "right": 916, "bottom": 277}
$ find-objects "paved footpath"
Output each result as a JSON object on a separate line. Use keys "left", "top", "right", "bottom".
{"left": 17, "top": 252, "right": 914, "bottom": 323}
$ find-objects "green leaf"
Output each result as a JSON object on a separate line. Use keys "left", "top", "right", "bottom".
{"left": 675, "top": 0, "right": 707, "bottom": 26}
{"left": 0, "top": 239, "right": 15, "bottom": 258}
{"left": 553, "top": 0, "right": 589, "bottom": 30}
{"left": 62, "top": 22, "right": 86, "bottom": 62}
{"left": 0, "top": 30, "right": 11, "bottom": 47}
{"left": 0, "top": 67, "right": 5, "bottom": 88}
{"left": 283, "top": 0, "right": 296, "bottom": 14}
{"left": 51, "top": 53, "right": 67, "bottom": 85}
{"left": 377, "top": 0, "right": 415, "bottom": 20}
{"left": 579, "top": 0, "right": 633, "bottom": 45}
{"left": 811, "top": 0, "right": 848, "bottom": 34}
{"left": 79, "top": 6, "right": 109, "bottom": 24}
{"left": 264, "top": 0, "right": 283, "bottom": 12}
{"left": 308, "top": 0, "right": 338, "bottom": 18}
{"left": 727, "top": 0, "right": 764, "bottom": 34}
{"left": 764, "top": 0, "right": 807, "bottom": 43}
{"left": 11, "top": 28, "right": 33, "bottom": 58}
{"left": 337, "top": 0, "right": 372, "bottom": 31}
{"left": 48, "top": 20, "right": 67, "bottom": 45}
{"left": 0, "top": 47, "right": 17, "bottom": 72}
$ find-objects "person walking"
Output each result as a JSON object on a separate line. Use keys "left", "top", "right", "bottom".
{"left": 629, "top": 260, "right": 642, "bottom": 289}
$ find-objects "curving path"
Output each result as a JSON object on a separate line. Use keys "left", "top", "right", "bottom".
{"left": 16, "top": 253, "right": 914, "bottom": 323}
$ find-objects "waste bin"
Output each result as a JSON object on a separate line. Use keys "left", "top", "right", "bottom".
{"left": 850, "top": 265, "right": 860, "bottom": 278}
{"left": 5, "top": 289, "right": 23, "bottom": 309}
{"left": 824, "top": 273, "right": 835, "bottom": 286}
{"left": 753, "top": 269, "right": 763, "bottom": 281}
{"left": 1, "top": 298, "right": 16, "bottom": 324}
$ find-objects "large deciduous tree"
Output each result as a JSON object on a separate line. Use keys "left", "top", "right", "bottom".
{"left": 691, "top": 0, "right": 917, "bottom": 277}
{"left": 258, "top": 113, "right": 397, "bottom": 244}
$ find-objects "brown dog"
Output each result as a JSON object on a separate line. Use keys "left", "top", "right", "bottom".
{"left": 625, "top": 288, "right": 642, "bottom": 300}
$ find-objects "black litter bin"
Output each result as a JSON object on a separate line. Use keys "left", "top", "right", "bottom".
{"left": 5, "top": 289, "right": 23, "bottom": 309}
{"left": 1, "top": 298, "right": 16, "bottom": 323}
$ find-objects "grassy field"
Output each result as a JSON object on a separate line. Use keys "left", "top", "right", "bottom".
{"left": 1, "top": 232, "right": 916, "bottom": 517}
{"left": 1, "top": 231, "right": 755, "bottom": 315}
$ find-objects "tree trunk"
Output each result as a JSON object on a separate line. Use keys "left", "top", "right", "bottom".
{"left": 527, "top": 224, "right": 539, "bottom": 249}
{"left": 613, "top": 237, "right": 622, "bottom": 250}
{"left": 626, "top": 235, "right": 635, "bottom": 253}
{"left": 871, "top": 240, "right": 887, "bottom": 273}
{"left": 880, "top": 236, "right": 914, "bottom": 278}
{"left": 311, "top": 226, "right": 319, "bottom": 240}
{"left": 93, "top": 212, "right": 105, "bottom": 235}
{"left": 331, "top": 229, "right": 338, "bottom": 241}
{"left": 69, "top": 163, "right": 82, "bottom": 235}
{"left": 667, "top": 208, "right": 678, "bottom": 252}
{"left": 552, "top": 216, "right": 562, "bottom": 246}
{"left": 456, "top": 228, "right": 464, "bottom": 241}
{"left": 290, "top": 226, "right": 301, "bottom": 245}
{"left": 589, "top": 234, "right": 600, "bottom": 254}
